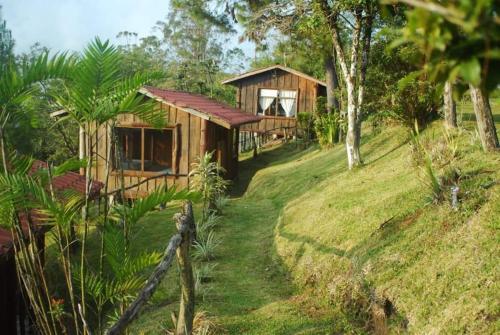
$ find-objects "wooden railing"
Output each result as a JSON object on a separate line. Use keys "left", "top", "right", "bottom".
{"left": 106, "top": 201, "right": 196, "bottom": 335}
{"left": 242, "top": 115, "right": 297, "bottom": 135}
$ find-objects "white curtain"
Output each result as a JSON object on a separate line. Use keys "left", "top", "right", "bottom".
{"left": 258, "top": 89, "right": 278, "bottom": 114}
{"left": 279, "top": 90, "right": 297, "bottom": 117}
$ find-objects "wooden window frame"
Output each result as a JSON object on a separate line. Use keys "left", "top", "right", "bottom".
{"left": 112, "top": 124, "right": 179, "bottom": 177}
{"left": 257, "top": 87, "right": 298, "bottom": 119}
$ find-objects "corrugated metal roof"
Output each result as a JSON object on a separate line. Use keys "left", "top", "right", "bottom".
{"left": 0, "top": 161, "right": 103, "bottom": 257}
{"left": 141, "top": 86, "right": 262, "bottom": 129}
{"left": 221, "top": 64, "right": 327, "bottom": 87}
{"left": 30, "top": 160, "right": 103, "bottom": 197}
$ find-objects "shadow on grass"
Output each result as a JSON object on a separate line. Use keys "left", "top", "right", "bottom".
{"left": 276, "top": 218, "right": 346, "bottom": 258}
{"left": 231, "top": 143, "right": 320, "bottom": 198}
{"left": 461, "top": 113, "right": 500, "bottom": 123}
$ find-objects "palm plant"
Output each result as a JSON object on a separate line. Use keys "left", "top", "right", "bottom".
{"left": 50, "top": 38, "right": 165, "bottom": 329}
{"left": 0, "top": 38, "right": 192, "bottom": 335}
{"left": 0, "top": 156, "right": 198, "bottom": 334}
{"left": 0, "top": 52, "right": 71, "bottom": 172}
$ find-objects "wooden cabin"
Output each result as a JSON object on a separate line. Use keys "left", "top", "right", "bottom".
{"left": 222, "top": 64, "right": 327, "bottom": 135}
{"left": 91, "top": 86, "right": 261, "bottom": 198}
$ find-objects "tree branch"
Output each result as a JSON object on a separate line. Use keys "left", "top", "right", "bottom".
{"left": 383, "top": 0, "right": 466, "bottom": 26}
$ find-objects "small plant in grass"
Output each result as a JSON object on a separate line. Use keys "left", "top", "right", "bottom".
{"left": 410, "top": 122, "right": 465, "bottom": 204}
{"left": 196, "top": 211, "right": 221, "bottom": 240}
{"left": 193, "top": 231, "right": 220, "bottom": 261}
{"left": 214, "top": 195, "right": 230, "bottom": 213}
{"left": 168, "top": 311, "right": 221, "bottom": 335}
{"left": 194, "top": 263, "right": 217, "bottom": 283}
{"left": 189, "top": 151, "right": 229, "bottom": 221}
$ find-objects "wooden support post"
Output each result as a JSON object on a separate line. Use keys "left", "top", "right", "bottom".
{"left": 252, "top": 132, "right": 258, "bottom": 158}
{"left": 175, "top": 202, "right": 196, "bottom": 335}
{"left": 200, "top": 119, "right": 208, "bottom": 157}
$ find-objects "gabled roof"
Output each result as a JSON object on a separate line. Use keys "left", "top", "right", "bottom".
{"left": 221, "top": 64, "right": 327, "bottom": 87}
{"left": 140, "top": 86, "right": 262, "bottom": 129}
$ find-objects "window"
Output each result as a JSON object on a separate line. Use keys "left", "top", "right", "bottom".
{"left": 115, "top": 127, "right": 174, "bottom": 174}
{"left": 257, "top": 89, "right": 297, "bottom": 117}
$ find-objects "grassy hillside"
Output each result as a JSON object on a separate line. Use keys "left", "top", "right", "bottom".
{"left": 128, "top": 100, "right": 499, "bottom": 334}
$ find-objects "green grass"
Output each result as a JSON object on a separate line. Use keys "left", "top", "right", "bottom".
{"left": 124, "top": 100, "right": 499, "bottom": 334}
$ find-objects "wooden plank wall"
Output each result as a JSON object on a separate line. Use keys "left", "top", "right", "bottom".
{"left": 235, "top": 69, "right": 324, "bottom": 134}
{"left": 92, "top": 101, "right": 236, "bottom": 198}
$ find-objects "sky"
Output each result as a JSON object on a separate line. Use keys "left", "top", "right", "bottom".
{"left": 2, "top": 0, "right": 253, "bottom": 65}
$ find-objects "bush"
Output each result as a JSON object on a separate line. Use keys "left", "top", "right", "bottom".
{"left": 314, "top": 113, "right": 343, "bottom": 148}
{"left": 297, "top": 112, "right": 314, "bottom": 140}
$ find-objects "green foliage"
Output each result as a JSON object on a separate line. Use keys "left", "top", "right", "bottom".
{"left": 0, "top": 6, "right": 14, "bottom": 71}
{"left": 193, "top": 230, "right": 221, "bottom": 262}
{"left": 54, "top": 38, "right": 163, "bottom": 128}
{"left": 189, "top": 151, "right": 229, "bottom": 221}
{"left": 314, "top": 113, "right": 343, "bottom": 149}
{"left": 365, "top": 28, "right": 441, "bottom": 129}
{"left": 297, "top": 112, "right": 313, "bottom": 139}
{"left": 146, "top": 2, "right": 244, "bottom": 104}
{"left": 389, "top": 0, "right": 500, "bottom": 92}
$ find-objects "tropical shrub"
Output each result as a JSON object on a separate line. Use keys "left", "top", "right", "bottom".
{"left": 314, "top": 113, "right": 343, "bottom": 149}
{"left": 189, "top": 151, "right": 229, "bottom": 221}
{"left": 297, "top": 112, "right": 314, "bottom": 141}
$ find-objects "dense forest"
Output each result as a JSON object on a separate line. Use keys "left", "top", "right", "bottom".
{"left": 0, "top": 1, "right": 498, "bottom": 334}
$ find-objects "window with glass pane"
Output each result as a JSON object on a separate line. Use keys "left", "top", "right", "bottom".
{"left": 116, "top": 127, "right": 142, "bottom": 170}
{"left": 257, "top": 89, "right": 297, "bottom": 117}
{"left": 143, "top": 129, "right": 172, "bottom": 172}
{"left": 115, "top": 127, "right": 173, "bottom": 173}
{"left": 258, "top": 89, "right": 278, "bottom": 115}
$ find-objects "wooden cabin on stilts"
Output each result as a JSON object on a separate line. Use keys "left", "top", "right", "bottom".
{"left": 222, "top": 64, "right": 327, "bottom": 153}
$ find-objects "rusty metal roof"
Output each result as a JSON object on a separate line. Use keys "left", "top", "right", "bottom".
{"left": 0, "top": 161, "right": 103, "bottom": 257}
{"left": 141, "top": 86, "right": 262, "bottom": 129}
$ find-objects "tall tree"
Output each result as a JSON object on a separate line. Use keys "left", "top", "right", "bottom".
{"left": 240, "top": 1, "right": 341, "bottom": 112}
{"left": 154, "top": 0, "right": 244, "bottom": 102}
{"left": 316, "top": 0, "right": 376, "bottom": 169}
{"left": 0, "top": 6, "right": 14, "bottom": 71}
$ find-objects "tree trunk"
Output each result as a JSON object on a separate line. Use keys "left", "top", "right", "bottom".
{"left": 469, "top": 84, "right": 499, "bottom": 151}
{"left": 346, "top": 80, "right": 362, "bottom": 169}
{"left": 443, "top": 81, "right": 457, "bottom": 128}
{"left": 175, "top": 203, "right": 196, "bottom": 335}
{"left": 325, "top": 54, "right": 340, "bottom": 112}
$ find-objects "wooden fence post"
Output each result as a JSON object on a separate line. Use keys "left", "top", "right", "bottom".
{"left": 105, "top": 201, "right": 195, "bottom": 335}
{"left": 175, "top": 202, "right": 196, "bottom": 335}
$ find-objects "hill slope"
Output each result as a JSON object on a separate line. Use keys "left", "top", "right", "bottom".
{"left": 130, "top": 102, "right": 499, "bottom": 334}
